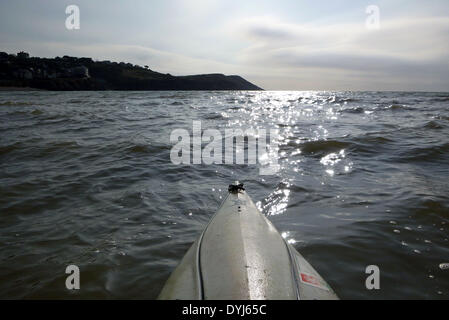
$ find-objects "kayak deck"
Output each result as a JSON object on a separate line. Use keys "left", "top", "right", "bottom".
{"left": 158, "top": 183, "right": 338, "bottom": 300}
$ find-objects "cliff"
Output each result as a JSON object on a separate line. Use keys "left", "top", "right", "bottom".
{"left": 0, "top": 51, "right": 263, "bottom": 91}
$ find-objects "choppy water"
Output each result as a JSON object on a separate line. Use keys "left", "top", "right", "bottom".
{"left": 1, "top": 90, "right": 448, "bottom": 299}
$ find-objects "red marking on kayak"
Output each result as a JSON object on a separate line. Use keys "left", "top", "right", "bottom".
{"left": 300, "top": 272, "right": 329, "bottom": 291}
{"left": 300, "top": 273, "right": 320, "bottom": 286}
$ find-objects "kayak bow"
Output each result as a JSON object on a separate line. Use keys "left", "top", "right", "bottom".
{"left": 158, "top": 182, "right": 338, "bottom": 300}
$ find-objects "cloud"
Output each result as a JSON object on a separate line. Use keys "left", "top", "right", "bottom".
{"left": 228, "top": 16, "right": 449, "bottom": 90}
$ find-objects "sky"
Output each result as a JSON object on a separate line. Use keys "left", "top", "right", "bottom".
{"left": 1, "top": 0, "right": 448, "bottom": 91}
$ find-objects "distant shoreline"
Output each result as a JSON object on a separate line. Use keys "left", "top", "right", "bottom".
{"left": 0, "top": 86, "right": 45, "bottom": 91}
{"left": 0, "top": 51, "right": 263, "bottom": 91}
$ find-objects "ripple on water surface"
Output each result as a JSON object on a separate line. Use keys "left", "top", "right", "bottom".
{"left": 0, "top": 90, "right": 448, "bottom": 299}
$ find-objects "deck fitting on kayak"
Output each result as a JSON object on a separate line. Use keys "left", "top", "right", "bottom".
{"left": 228, "top": 182, "right": 245, "bottom": 193}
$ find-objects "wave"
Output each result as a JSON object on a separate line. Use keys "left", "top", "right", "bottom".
{"left": 138, "top": 101, "right": 160, "bottom": 107}
{"left": 67, "top": 99, "right": 86, "bottom": 104}
{"left": 0, "top": 140, "right": 83, "bottom": 160}
{"left": 333, "top": 97, "right": 359, "bottom": 104}
{"left": 423, "top": 120, "right": 444, "bottom": 130}
{"left": 289, "top": 134, "right": 395, "bottom": 157}
{"left": 387, "top": 104, "right": 413, "bottom": 111}
{"left": 0, "top": 101, "right": 35, "bottom": 106}
{"left": 3, "top": 110, "right": 28, "bottom": 116}
{"left": 31, "top": 109, "right": 43, "bottom": 115}
{"left": 127, "top": 144, "right": 151, "bottom": 153}
{"left": 352, "top": 135, "right": 394, "bottom": 144}
{"left": 430, "top": 97, "right": 449, "bottom": 102}
{"left": 0, "top": 142, "right": 22, "bottom": 156}
{"left": 396, "top": 142, "right": 449, "bottom": 162}
{"left": 299, "top": 139, "right": 351, "bottom": 155}
{"left": 342, "top": 107, "right": 365, "bottom": 114}
{"left": 350, "top": 135, "right": 395, "bottom": 155}
{"left": 411, "top": 199, "right": 448, "bottom": 218}
{"left": 204, "top": 113, "right": 223, "bottom": 120}
{"left": 96, "top": 139, "right": 171, "bottom": 156}
{"left": 40, "top": 141, "right": 81, "bottom": 153}
{"left": 433, "top": 115, "right": 449, "bottom": 121}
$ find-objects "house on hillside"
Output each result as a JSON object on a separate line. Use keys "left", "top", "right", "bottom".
{"left": 17, "top": 51, "right": 30, "bottom": 59}
{"left": 67, "top": 66, "right": 90, "bottom": 78}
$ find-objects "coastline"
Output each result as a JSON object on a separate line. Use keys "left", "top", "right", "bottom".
{"left": 0, "top": 52, "right": 263, "bottom": 91}
{"left": 0, "top": 86, "right": 46, "bottom": 91}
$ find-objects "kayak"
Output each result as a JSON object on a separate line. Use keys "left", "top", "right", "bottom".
{"left": 158, "top": 182, "right": 338, "bottom": 300}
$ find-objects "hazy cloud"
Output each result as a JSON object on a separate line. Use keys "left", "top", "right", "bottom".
{"left": 231, "top": 16, "right": 449, "bottom": 90}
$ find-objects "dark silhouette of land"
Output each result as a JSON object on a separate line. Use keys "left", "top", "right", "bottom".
{"left": 0, "top": 51, "right": 263, "bottom": 91}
